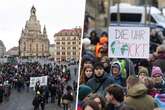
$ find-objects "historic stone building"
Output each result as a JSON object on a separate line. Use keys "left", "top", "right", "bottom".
{"left": 0, "top": 40, "right": 6, "bottom": 57}
{"left": 19, "top": 6, "right": 49, "bottom": 57}
{"left": 54, "top": 27, "right": 81, "bottom": 62}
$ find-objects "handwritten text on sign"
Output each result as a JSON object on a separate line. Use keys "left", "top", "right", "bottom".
{"left": 108, "top": 26, "right": 150, "bottom": 59}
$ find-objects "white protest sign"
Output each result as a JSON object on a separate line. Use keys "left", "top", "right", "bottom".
{"left": 30, "top": 76, "right": 48, "bottom": 87}
{"left": 30, "top": 77, "right": 36, "bottom": 87}
{"left": 40, "top": 76, "right": 48, "bottom": 86}
{"left": 108, "top": 26, "right": 150, "bottom": 59}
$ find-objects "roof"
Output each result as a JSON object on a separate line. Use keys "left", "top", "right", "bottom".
{"left": 54, "top": 27, "right": 81, "bottom": 36}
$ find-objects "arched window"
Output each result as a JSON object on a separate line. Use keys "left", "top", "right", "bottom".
{"left": 42, "top": 44, "right": 44, "bottom": 51}
{"left": 24, "top": 42, "right": 26, "bottom": 51}
{"left": 36, "top": 44, "right": 38, "bottom": 52}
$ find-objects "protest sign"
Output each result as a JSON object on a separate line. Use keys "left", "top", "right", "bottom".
{"left": 108, "top": 26, "right": 150, "bottom": 59}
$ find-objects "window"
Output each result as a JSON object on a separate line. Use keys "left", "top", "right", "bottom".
{"left": 67, "top": 47, "right": 70, "bottom": 49}
{"left": 62, "top": 52, "right": 65, "bottom": 55}
{"left": 56, "top": 42, "right": 60, "bottom": 45}
{"left": 42, "top": 44, "right": 44, "bottom": 51}
{"left": 72, "top": 47, "right": 76, "bottom": 49}
{"left": 72, "top": 42, "right": 76, "bottom": 44}
{"left": 29, "top": 43, "right": 32, "bottom": 52}
{"left": 24, "top": 42, "right": 26, "bottom": 51}
{"left": 62, "top": 47, "right": 65, "bottom": 49}
{"left": 62, "top": 42, "right": 65, "bottom": 45}
{"left": 67, "top": 42, "right": 70, "bottom": 45}
{"left": 111, "top": 13, "right": 142, "bottom": 22}
{"left": 57, "top": 52, "right": 60, "bottom": 55}
{"left": 36, "top": 44, "right": 38, "bottom": 52}
{"left": 73, "top": 52, "right": 76, "bottom": 55}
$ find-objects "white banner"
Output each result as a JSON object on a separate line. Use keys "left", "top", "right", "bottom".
{"left": 30, "top": 76, "right": 48, "bottom": 87}
{"left": 108, "top": 26, "right": 150, "bottom": 59}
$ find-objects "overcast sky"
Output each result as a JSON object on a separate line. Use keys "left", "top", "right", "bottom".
{"left": 0, "top": 0, "right": 86, "bottom": 51}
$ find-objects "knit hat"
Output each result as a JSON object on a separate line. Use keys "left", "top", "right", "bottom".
{"left": 151, "top": 66, "right": 163, "bottom": 77}
{"left": 78, "top": 84, "right": 92, "bottom": 101}
{"left": 138, "top": 67, "right": 149, "bottom": 76}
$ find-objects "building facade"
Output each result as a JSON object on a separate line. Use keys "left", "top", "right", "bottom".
{"left": 0, "top": 40, "right": 6, "bottom": 57}
{"left": 19, "top": 6, "right": 49, "bottom": 57}
{"left": 5, "top": 46, "right": 18, "bottom": 57}
{"left": 54, "top": 28, "right": 81, "bottom": 62}
{"left": 49, "top": 44, "right": 55, "bottom": 59}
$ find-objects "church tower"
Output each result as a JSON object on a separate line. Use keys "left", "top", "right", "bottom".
{"left": 19, "top": 6, "right": 49, "bottom": 57}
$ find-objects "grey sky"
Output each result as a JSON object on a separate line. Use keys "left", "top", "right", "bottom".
{"left": 0, "top": 0, "right": 86, "bottom": 51}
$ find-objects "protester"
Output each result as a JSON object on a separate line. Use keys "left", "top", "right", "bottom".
{"left": 125, "top": 76, "right": 155, "bottom": 110}
{"left": 151, "top": 66, "right": 165, "bottom": 93}
{"left": 82, "top": 100, "right": 100, "bottom": 110}
{"left": 86, "top": 62, "right": 114, "bottom": 96}
{"left": 80, "top": 65, "right": 94, "bottom": 84}
{"left": 105, "top": 84, "right": 125, "bottom": 110}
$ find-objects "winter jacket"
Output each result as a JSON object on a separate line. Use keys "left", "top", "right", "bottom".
{"left": 125, "top": 83, "right": 155, "bottom": 110}
{"left": 86, "top": 73, "right": 114, "bottom": 96}
{"left": 32, "top": 96, "right": 40, "bottom": 107}
{"left": 153, "top": 55, "right": 165, "bottom": 74}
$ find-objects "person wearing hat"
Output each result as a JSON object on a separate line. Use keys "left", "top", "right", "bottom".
{"left": 138, "top": 67, "right": 149, "bottom": 83}
{"left": 86, "top": 62, "right": 114, "bottom": 96}
{"left": 153, "top": 44, "right": 165, "bottom": 74}
{"left": 110, "top": 61, "right": 125, "bottom": 86}
{"left": 78, "top": 84, "right": 92, "bottom": 110}
{"left": 151, "top": 66, "right": 165, "bottom": 93}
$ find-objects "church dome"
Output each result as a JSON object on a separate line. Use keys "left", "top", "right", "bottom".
{"left": 25, "top": 6, "right": 41, "bottom": 33}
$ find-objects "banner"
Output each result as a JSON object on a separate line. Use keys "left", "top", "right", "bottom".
{"left": 108, "top": 26, "right": 150, "bottom": 59}
{"left": 30, "top": 76, "right": 48, "bottom": 87}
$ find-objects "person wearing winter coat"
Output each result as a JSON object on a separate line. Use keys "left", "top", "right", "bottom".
{"left": 153, "top": 44, "right": 165, "bottom": 74}
{"left": 80, "top": 65, "right": 94, "bottom": 84}
{"left": 0, "top": 83, "right": 4, "bottom": 103}
{"left": 124, "top": 76, "right": 155, "bottom": 110}
{"left": 78, "top": 84, "right": 92, "bottom": 110}
{"left": 62, "top": 86, "right": 74, "bottom": 110}
{"left": 39, "top": 94, "right": 46, "bottom": 110}
{"left": 32, "top": 91, "right": 41, "bottom": 110}
{"left": 138, "top": 67, "right": 149, "bottom": 83}
{"left": 105, "top": 84, "right": 126, "bottom": 110}
{"left": 151, "top": 66, "right": 165, "bottom": 93}
{"left": 110, "top": 61, "right": 125, "bottom": 86}
{"left": 86, "top": 62, "right": 114, "bottom": 96}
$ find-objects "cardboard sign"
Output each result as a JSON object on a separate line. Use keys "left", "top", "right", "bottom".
{"left": 108, "top": 26, "right": 150, "bottom": 59}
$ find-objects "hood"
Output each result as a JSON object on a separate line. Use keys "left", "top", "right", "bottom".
{"left": 111, "top": 61, "right": 121, "bottom": 72}
{"left": 111, "top": 61, "right": 121, "bottom": 74}
{"left": 127, "top": 83, "right": 147, "bottom": 97}
{"left": 138, "top": 67, "right": 149, "bottom": 76}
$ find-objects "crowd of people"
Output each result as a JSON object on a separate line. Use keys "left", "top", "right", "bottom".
{"left": 78, "top": 9, "right": 165, "bottom": 109}
{"left": 0, "top": 61, "right": 77, "bottom": 110}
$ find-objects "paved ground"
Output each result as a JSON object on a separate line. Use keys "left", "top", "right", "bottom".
{"left": 0, "top": 64, "right": 79, "bottom": 110}
{"left": 0, "top": 89, "right": 63, "bottom": 110}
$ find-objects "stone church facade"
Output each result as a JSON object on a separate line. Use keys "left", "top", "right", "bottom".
{"left": 19, "top": 6, "right": 49, "bottom": 57}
